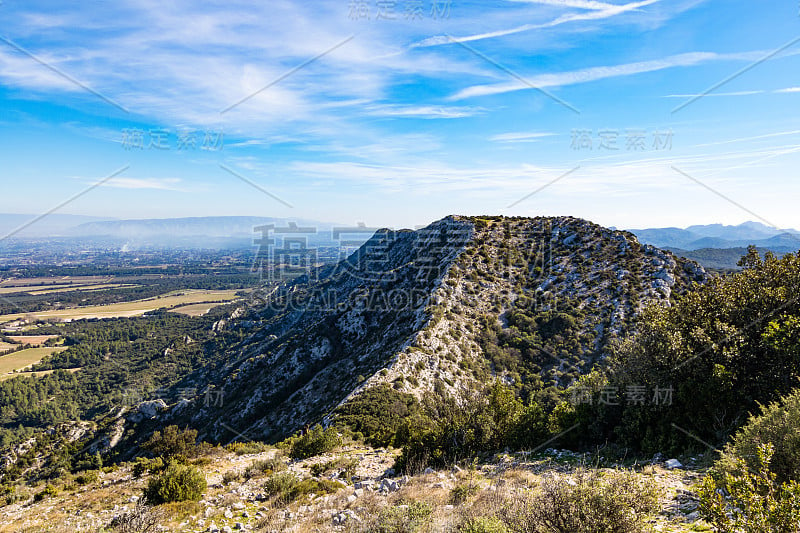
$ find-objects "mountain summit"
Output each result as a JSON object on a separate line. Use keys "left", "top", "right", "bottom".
{"left": 153, "top": 215, "right": 707, "bottom": 444}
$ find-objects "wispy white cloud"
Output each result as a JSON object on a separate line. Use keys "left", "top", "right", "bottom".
{"left": 451, "top": 51, "right": 722, "bottom": 99}
{"left": 226, "top": 140, "right": 271, "bottom": 148}
{"left": 664, "top": 86, "right": 800, "bottom": 98}
{"left": 692, "top": 130, "right": 800, "bottom": 148}
{"left": 101, "top": 177, "right": 184, "bottom": 191}
{"left": 364, "top": 104, "right": 484, "bottom": 119}
{"left": 490, "top": 132, "right": 557, "bottom": 143}
{"left": 449, "top": 48, "right": 785, "bottom": 100}
{"left": 664, "top": 90, "right": 764, "bottom": 97}
{"left": 413, "top": 0, "right": 661, "bottom": 47}
{"left": 0, "top": 1, "right": 491, "bottom": 139}
{"left": 288, "top": 140, "right": 800, "bottom": 199}
{"left": 290, "top": 159, "right": 560, "bottom": 194}
{"left": 506, "top": 0, "right": 623, "bottom": 9}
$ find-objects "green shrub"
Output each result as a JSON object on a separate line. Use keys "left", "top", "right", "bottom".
{"left": 309, "top": 457, "right": 358, "bottom": 480}
{"left": 263, "top": 472, "right": 343, "bottom": 503}
{"left": 500, "top": 469, "right": 659, "bottom": 533}
{"left": 715, "top": 388, "right": 800, "bottom": 485}
{"left": 225, "top": 441, "right": 271, "bottom": 455}
{"left": 0, "top": 485, "right": 23, "bottom": 505}
{"left": 74, "top": 470, "right": 99, "bottom": 485}
{"left": 142, "top": 426, "right": 198, "bottom": 460}
{"left": 459, "top": 517, "right": 508, "bottom": 533}
{"left": 190, "top": 456, "right": 212, "bottom": 468}
{"left": 244, "top": 456, "right": 286, "bottom": 480}
{"left": 606, "top": 250, "right": 800, "bottom": 454}
{"left": 72, "top": 451, "right": 103, "bottom": 473}
{"left": 700, "top": 443, "right": 800, "bottom": 532}
{"left": 222, "top": 470, "right": 242, "bottom": 484}
{"left": 143, "top": 462, "right": 206, "bottom": 504}
{"left": 396, "top": 384, "right": 548, "bottom": 473}
{"left": 449, "top": 483, "right": 479, "bottom": 504}
{"left": 291, "top": 478, "right": 344, "bottom": 500}
{"left": 263, "top": 472, "right": 298, "bottom": 502}
{"left": 132, "top": 457, "right": 165, "bottom": 478}
{"left": 368, "top": 501, "right": 433, "bottom": 533}
{"left": 288, "top": 426, "right": 341, "bottom": 460}
{"left": 33, "top": 484, "right": 58, "bottom": 502}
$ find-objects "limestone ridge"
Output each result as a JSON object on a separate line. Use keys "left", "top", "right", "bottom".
{"left": 182, "top": 216, "right": 474, "bottom": 441}
{"left": 361, "top": 216, "right": 707, "bottom": 401}
{"left": 174, "top": 215, "right": 707, "bottom": 442}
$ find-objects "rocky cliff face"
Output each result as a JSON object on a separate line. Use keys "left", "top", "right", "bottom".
{"left": 177, "top": 217, "right": 473, "bottom": 442}
{"left": 356, "top": 216, "right": 706, "bottom": 401}
{"left": 169, "top": 216, "right": 706, "bottom": 442}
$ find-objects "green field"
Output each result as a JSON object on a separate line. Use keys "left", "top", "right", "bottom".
{"left": 0, "top": 347, "right": 68, "bottom": 379}
{"left": 0, "top": 289, "right": 243, "bottom": 324}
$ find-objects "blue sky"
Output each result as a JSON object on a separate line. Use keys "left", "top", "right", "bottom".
{"left": 0, "top": 0, "right": 798, "bottom": 230}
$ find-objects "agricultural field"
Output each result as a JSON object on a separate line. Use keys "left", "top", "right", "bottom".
{"left": 0, "top": 289, "right": 243, "bottom": 324}
{"left": 0, "top": 276, "right": 110, "bottom": 286}
{"left": 0, "top": 262, "right": 261, "bottom": 320}
{"left": 169, "top": 302, "right": 226, "bottom": 316}
{"left": 0, "top": 346, "right": 68, "bottom": 379}
{"left": 0, "top": 278, "right": 141, "bottom": 296}
{"left": 5, "top": 335, "right": 59, "bottom": 346}
{"left": 0, "top": 276, "right": 114, "bottom": 288}
{"left": 23, "top": 283, "right": 139, "bottom": 295}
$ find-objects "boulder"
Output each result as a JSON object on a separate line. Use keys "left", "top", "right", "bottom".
{"left": 665, "top": 459, "right": 683, "bottom": 470}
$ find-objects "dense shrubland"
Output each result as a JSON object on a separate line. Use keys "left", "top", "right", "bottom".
{"left": 696, "top": 387, "right": 800, "bottom": 531}
{"left": 0, "top": 312, "right": 246, "bottom": 481}
{"left": 558, "top": 247, "right": 800, "bottom": 455}
{"left": 333, "top": 248, "right": 800, "bottom": 477}
{"left": 4, "top": 223, "right": 800, "bottom": 531}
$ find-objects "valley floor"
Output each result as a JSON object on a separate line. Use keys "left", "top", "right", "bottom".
{"left": 0, "top": 445, "right": 712, "bottom": 532}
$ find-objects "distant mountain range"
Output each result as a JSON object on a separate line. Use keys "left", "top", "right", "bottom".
{"left": 0, "top": 214, "right": 107, "bottom": 239}
{"left": 627, "top": 221, "right": 800, "bottom": 251}
{"left": 627, "top": 221, "right": 800, "bottom": 270}
{"left": 0, "top": 215, "right": 372, "bottom": 250}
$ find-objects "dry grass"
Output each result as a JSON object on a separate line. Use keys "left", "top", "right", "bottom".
{"left": 25, "top": 283, "right": 138, "bottom": 295}
{"left": 0, "top": 346, "right": 67, "bottom": 377}
{"left": 168, "top": 302, "right": 221, "bottom": 316}
{"left": 0, "top": 446, "right": 706, "bottom": 533}
{"left": 6, "top": 335, "right": 59, "bottom": 346}
{"left": 0, "top": 290, "right": 242, "bottom": 323}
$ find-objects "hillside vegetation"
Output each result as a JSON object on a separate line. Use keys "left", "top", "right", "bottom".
{"left": 3, "top": 216, "right": 800, "bottom": 532}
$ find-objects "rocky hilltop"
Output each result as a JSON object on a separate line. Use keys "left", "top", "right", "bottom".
{"left": 164, "top": 216, "right": 706, "bottom": 443}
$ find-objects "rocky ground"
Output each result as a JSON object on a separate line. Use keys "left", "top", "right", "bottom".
{"left": 0, "top": 444, "right": 713, "bottom": 532}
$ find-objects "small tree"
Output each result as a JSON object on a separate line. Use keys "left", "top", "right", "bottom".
{"left": 288, "top": 426, "right": 341, "bottom": 460}
{"left": 142, "top": 426, "right": 198, "bottom": 460}
{"left": 143, "top": 461, "right": 206, "bottom": 504}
